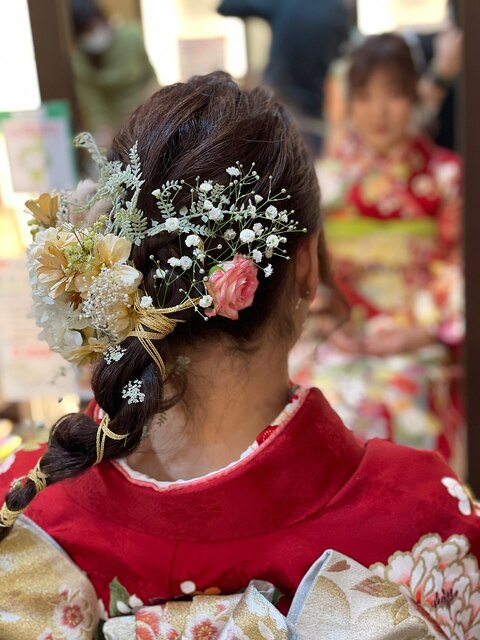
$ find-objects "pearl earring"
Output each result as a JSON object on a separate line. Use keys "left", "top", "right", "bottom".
{"left": 295, "top": 290, "right": 311, "bottom": 311}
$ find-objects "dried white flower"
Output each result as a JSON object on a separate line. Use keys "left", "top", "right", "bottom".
{"left": 226, "top": 166, "right": 241, "bottom": 177}
{"left": 140, "top": 295, "right": 153, "bottom": 309}
{"left": 193, "top": 249, "right": 206, "bottom": 262}
{"left": 199, "top": 181, "right": 213, "bottom": 192}
{"left": 179, "top": 256, "right": 193, "bottom": 270}
{"left": 203, "top": 200, "right": 213, "bottom": 211}
{"left": 185, "top": 234, "right": 201, "bottom": 247}
{"left": 104, "top": 345, "right": 126, "bottom": 364}
{"left": 122, "top": 379, "right": 145, "bottom": 404}
{"left": 167, "top": 257, "right": 180, "bottom": 267}
{"left": 264, "top": 264, "right": 273, "bottom": 278}
{"left": 208, "top": 208, "right": 224, "bottom": 222}
{"left": 165, "top": 217, "right": 180, "bottom": 233}
{"left": 239, "top": 229, "right": 255, "bottom": 243}
{"left": 224, "top": 229, "right": 236, "bottom": 241}
{"left": 253, "top": 223, "right": 263, "bottom": 236}
{"left": 252, "top": 249, "right": 263, "bottom": 263}
{"left": 80, "top": 264, "right": 142, "bottom": 342}
{"left": 266, "top": 234, "right": 280, "bottom": 248}
{"left": 265, "top": 205, "right": 278, "bottom": 219}
{"left": 199, "top": 294, "right": 213, "bottom": 308}
{"left": 155, "top": 268, "right": 166, "bottom": 279}
{"left": 254, "top": 194, "right": 263, "bottom": 203}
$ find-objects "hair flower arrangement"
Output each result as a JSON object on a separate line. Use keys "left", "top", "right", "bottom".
{"left": 25, "top": 133, "right": 305, "bottom": 369}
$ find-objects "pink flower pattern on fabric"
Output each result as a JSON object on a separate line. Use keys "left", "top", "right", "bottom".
{"left": 206, "top": 255, "right": 259, "bottom": 320}
{"left": 371, "top": 533, "right": 480, "bottom": 639}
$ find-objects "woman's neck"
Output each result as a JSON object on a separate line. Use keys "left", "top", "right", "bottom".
{"left": 126, "top": 331, "right": 292, "bottom": 482}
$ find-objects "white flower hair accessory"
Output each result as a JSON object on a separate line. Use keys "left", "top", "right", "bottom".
{"left": 25, "top": 132, "right": 305, "bottom": 375}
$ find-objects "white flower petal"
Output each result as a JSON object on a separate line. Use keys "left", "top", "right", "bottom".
{"left": 116, "top": 601, "right": 131, "bottom": 614}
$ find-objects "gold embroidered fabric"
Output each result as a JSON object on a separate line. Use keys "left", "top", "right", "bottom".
{"left": 0, "top": 517, "right": 98, "bottom": 639}
{"left": 104, "top": 582, "right": 290, "bottom": 640}
{"left": 103, "top": 550, "right": 445, "bottom": 639}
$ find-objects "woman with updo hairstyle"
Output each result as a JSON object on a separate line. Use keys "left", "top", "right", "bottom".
{"left": 0, "top": 72, "right": 478, "bottom": 638}
{"left": 291, "top": 33, "right": 464, "bottom": 463}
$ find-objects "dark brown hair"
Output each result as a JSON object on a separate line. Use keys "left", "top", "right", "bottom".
{"left": 348, "top": 33, "right": 419, "bottom": 101}
{"left": 0, "top": 72, "right": 329, "bottom": 539}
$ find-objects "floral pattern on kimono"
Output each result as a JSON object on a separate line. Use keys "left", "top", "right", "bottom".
{"left": 290, "top": 133, "right": 463, "bottom": 460}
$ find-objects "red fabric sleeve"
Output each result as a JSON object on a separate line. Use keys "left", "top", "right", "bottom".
{"left": 359, "top": 440, "right": 480, "bottom": 562}
{"left": 0, "top": 446, "right": 47, "bottom": 502}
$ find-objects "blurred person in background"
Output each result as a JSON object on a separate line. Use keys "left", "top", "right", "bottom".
{"left": 322, "top": 0, "right": 463, "bottom": 153}
{"left": 217, "top": 0, "right": 350, "bottom": 156}
{"left": 290, "top": 33, "right": 464, "bottom": 466}
{"left": 70, "top": 0, "right": 158, "bottom": 147}
{"left": 414, "top": 0, "right": 462, "bottom": 150}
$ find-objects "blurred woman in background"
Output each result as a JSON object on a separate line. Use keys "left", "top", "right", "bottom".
{"left": 70, "top": 0, "right": 158, "bottom": 147}
{"left": 291, "top": 33, "right": 464, "bottom": 465}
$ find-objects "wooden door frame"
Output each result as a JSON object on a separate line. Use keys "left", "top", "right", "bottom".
{"left": 460, "top": 0, "right": 480, "bottom": 493}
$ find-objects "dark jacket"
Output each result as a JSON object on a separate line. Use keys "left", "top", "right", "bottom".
{"left": 218, "top": 0, "right": 349, "bottom": 118}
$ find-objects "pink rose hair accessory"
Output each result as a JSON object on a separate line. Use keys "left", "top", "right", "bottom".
{"left": 205, "top": 255, "right": 259, "bottom": 320}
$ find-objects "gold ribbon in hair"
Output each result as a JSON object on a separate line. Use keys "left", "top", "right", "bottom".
{"left": 95, "top": 414, "right": 128, "bottom": 464}
{"left": 0, "top": 460, "right": 49, "bottom": 528}
{"left": 0, "top": 503, "right": 25, "bottom": 528}
{"left": 128, "top": 292, "right": 199, "bottom": 378}
{"left": 27, "top": 460, "right": 48, "bottom": 493}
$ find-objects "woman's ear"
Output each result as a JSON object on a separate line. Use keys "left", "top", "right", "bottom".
{"left": 295, "top": 231, "right": 320, "bottom": 301}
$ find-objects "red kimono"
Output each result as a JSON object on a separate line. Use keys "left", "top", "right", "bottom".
{"left": 1, "top": 387, "right": 480, "bottom": 638}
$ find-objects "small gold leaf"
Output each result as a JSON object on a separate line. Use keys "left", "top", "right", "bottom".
{"left": 391, "top": 596, "right": 409, "bottom": 625}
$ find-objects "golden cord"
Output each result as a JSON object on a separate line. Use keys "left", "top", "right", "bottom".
{"left": 0, "top": 461, "right": 48, "bottom": 528}
{"left": 27, "top": 460, "right": 48, "bottom": 493}
{"left": 95, "top": 414, "right": 128, "bottom": 464}
{"left": 0, "top": 503, "right": 25, "bottom": 528}
{"left": 128, "top": 292, "right": 199, "bottom": 378}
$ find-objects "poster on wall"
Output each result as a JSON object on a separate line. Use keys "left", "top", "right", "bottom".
{"left": 357, "top": 0, "right": 449, "bottom": 35}
{"left": 0, "top": 258, "right": 77, "bottom": 403}
{"left": 0, "top": 101, "right": 76, "bottom": 194}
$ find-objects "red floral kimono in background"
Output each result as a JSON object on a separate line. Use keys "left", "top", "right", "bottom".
{"left": 290, "top": 133, "right": 464, "bottom": 463}
{"left": 0, "top": 387, "right": 479, "bottom": 638}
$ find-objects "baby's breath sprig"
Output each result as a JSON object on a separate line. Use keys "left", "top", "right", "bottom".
{"left": 147, "top": 162, "right": 305, "bottom": 316}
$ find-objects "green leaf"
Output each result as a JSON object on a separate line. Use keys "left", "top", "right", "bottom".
{"left": 109, "top": 576, "right": 131, "bottom": 617}
{"left": 208, "top": 265, "right": 223, "bottom": 277}
{"left": 94, "top": 619, "right": 106, "bottom": 640}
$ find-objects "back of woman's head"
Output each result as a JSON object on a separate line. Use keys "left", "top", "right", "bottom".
{"left": 0, "top": 72, "right": 322, "bottom": 538}
{"left": 348, "top": 33, "right": 419, "bottom": 101}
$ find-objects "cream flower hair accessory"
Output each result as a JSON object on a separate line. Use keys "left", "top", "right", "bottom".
{"left": 25, "top": 133, "right": 304, "bottom": 370}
